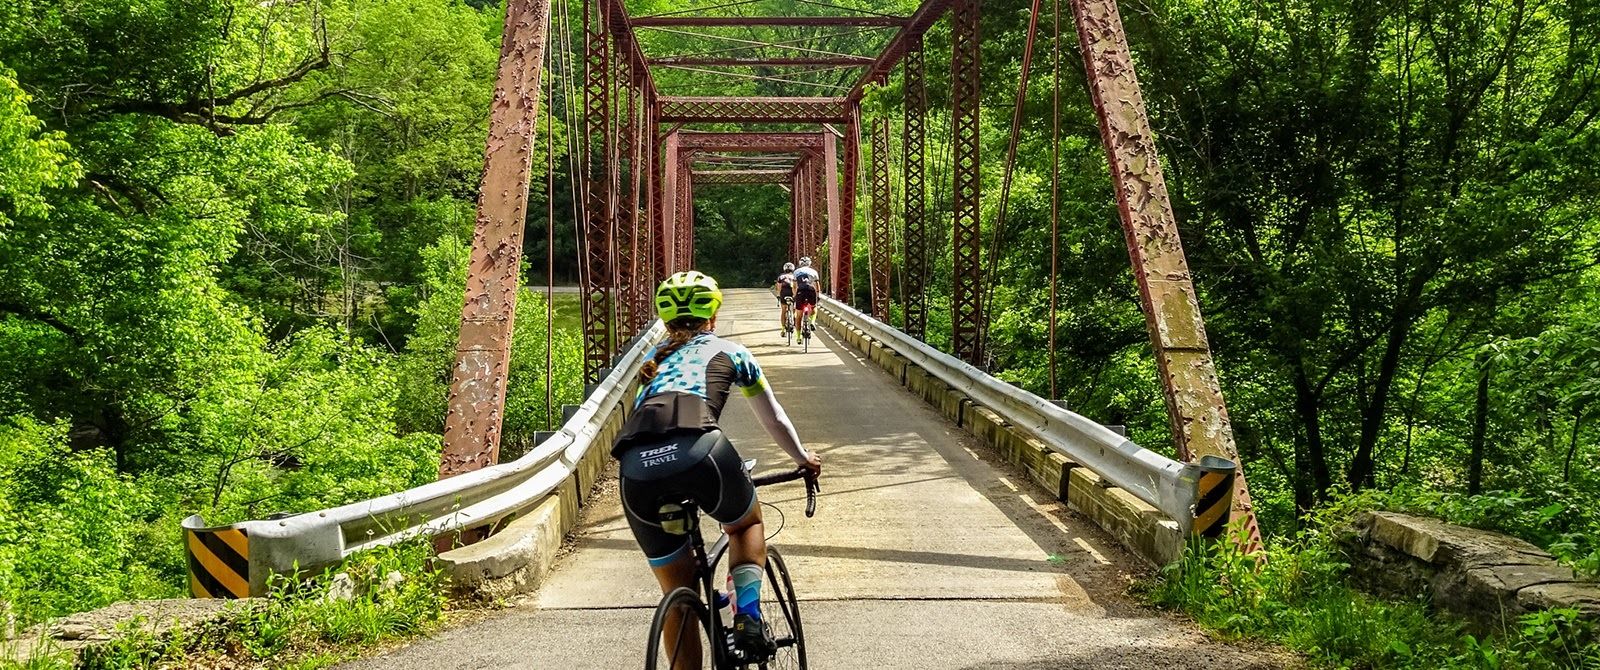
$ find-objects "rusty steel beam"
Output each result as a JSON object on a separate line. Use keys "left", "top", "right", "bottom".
{"left": 652, "top": 56, "right": 875, "bottom": 67}
{"left": 848, "top": 0, "right": 957, "bottom": 101}
{"left": 1069, "top": 0, "right": 1263, "bottom": 552}
{"left": 440, "top": 0, "right": 552, "bottom": 477}
{"left": 677, "top": 132, "right": 826, "bottom": 153}
{"left": 615, "top": 56, "right": 639, "bottom": 337}
{"left": 677, "top": 152, "right": 694, "bottom": 267}
{"left": 650, "top": 101, "right": 667, "bottom": 283}
{"left": 949, "top": 0, "right": 982, "bottom": 364}
{"left": 692, "top": 169, "right": 794, "bottom": 185}
{"left": 661, "top": 130, "right": 679, "bottom": 274}
{"left": 634, "top": 15, "right": 906, "bottom": 27}
{"left": 833, "top": 103, "right": 859, "bottom": 303}
{"left": 658, "top": 96, "right": 850, "bottom": 124}
{"left": 582, "top": 0, "right": 615, "bottom": 383}
{"left": 635, "top": 90, "right": 655, "bottom": 329}
{"left": 869, "top": 117, "right": 892, "bottom": 322}
{"left": 821, "top": 131, "right": 841, "bottom": 294}
{"left": 901, "top": 36, "right": 928, "bottom": 339}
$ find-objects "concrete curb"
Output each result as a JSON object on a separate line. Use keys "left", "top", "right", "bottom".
{"left": 436, "top": 380, "right": 634, "bottom": 599}
{"left": 818, "top": 310, "right": 1183, "bottom": 567}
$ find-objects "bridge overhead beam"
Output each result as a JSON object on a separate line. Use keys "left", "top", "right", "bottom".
{"left": 1070, "top": 0, "right": 1262, "bottom": 551}
{"left": 949, "top": 0, "right": 983, "bottom": 364}
{"left": 678, "top": 132, "right": 826, "bottom": 153}
{"left": 634, "top": 16, "right": 907, "bottom": 27}
{"left": 652, "top": 56, "right": 875, "bottom": 67}
{"left": 657, "top": 96, "right": 851, "bottom": 124}
{"left": 901, "top": 36, "right": 928, "bottom": 340}
{"left": 441, "top": 0, "right": 551, "bottom": 476}
{"left": 692, "top": 169, "right": 793, "bottom": 185}
{"left": 848, "top": 0, "right": 958, "bottom": 101}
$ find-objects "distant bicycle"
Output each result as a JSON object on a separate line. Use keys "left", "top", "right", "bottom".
{"left": 644, "top": 463, "right": 818, "bottom": 670}
{"left": 793, "top": 301, "right": 816, "bottom": 353}
{"left": 780, "top": 296, "right": 795, "bottom": 346}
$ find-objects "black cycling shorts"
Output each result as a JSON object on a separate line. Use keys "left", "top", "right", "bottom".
{"left": 617, "top": 429, "right": 756, "bottom": 567}
{"left": 795, "top": 286, "right": 818, "bottom": 307}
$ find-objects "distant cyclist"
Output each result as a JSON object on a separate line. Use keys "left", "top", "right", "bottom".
{"left": 792, "top": 257, "right": 820, "bottom": 335}
{"left": 772, "top": 262, "right": 797, "bottom": 338}
{"left": 616, "top": 271, "right": 822, "bottom": 661}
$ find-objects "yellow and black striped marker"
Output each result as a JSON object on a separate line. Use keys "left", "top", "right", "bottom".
{"left": 187, "top": 528, "right": 250, "bottom": 599}
{"left": 1192, "top": 468, "right": 1235, "bottom": 539}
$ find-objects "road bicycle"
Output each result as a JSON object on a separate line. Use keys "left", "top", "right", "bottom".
{"left": 793, "top": 302, "right": 816, "bottom": 353}
{"left": 644, "top": 463, "right": 819, "bottom": 670}
{"left": 779, "top": 297, "right": 795, "bottom": 346}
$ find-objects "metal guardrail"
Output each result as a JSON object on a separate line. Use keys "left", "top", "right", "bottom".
{"left": 820, "top": 296, "right": 1221, "bottom": 532}
{"left": 183, "top": 321, "right": 666, "bottom": 597}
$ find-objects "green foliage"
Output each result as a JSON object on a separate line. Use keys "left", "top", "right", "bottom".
{"left": 2, "top": 541, "right": 445, "bottom": 670}
{"left": 0, "top": 67, "right": 78, "bottom": 229}
{"left": 1150, "top": 497, "right": 1600, "bottom": 669}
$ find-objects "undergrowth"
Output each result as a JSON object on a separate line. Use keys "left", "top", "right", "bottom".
{"left": 1, "top": 541, "right": 445, "bottom": 670}
{"left": 1146, "top": 493, "right": 1600, "bottom": 669}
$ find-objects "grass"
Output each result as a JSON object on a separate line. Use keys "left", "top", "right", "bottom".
{"left": 2, "top": 541, "right": 446, "bottom": 670}
{"left": 1145, "top": 494, "right": 1600, "bottom": 669}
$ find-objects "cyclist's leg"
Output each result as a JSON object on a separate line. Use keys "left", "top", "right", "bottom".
{"left": 698, "top": 433, "right": 775, "bottom": 653}
{"left": 620, "top": 475, "right": 703, "bottom": 666}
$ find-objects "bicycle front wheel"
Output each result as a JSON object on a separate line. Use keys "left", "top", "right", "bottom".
{"left": 761, "top": 546, "right": 806, "bottom": 669}
{"left": 646, "top": 587, "right": 717, "bottom": 670}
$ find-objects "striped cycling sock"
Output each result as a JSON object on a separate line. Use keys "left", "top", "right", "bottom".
{"left": 731, "top": 563, "right": 763, "bottom": 620}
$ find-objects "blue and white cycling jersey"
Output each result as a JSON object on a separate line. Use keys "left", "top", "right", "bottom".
{"left": 615, "top": 333, "right": 768, "bottom": 452}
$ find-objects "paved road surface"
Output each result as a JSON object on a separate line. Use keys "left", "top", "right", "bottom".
{"left": 345, "top": 289, "right": 1286, "bottom": 669}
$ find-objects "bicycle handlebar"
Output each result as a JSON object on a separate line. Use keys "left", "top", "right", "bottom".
{"left": 751, "top": 467, "right": 820, "bottom": 518}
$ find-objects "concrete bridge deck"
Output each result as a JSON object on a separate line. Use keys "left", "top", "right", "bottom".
{"left": 345, "top": 290, "right": 1285, "bottom": 669}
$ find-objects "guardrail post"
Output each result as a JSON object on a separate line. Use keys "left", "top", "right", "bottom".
{"left": 1190, "top": 455, "right": 1236, "bottom": 540}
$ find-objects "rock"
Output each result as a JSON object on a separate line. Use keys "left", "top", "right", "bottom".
{"left": 325, "top": 572, "right": 358, "bottom": 602}
{"left": 8, "top": 598, "right": 246, "bottom": 664}
{"left": 1344, "top": 511, "right": 1600, "bottom": 633}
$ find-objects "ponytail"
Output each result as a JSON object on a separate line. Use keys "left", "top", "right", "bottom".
{"left": 639, "top": 317, "right": 711, "bottom": 383}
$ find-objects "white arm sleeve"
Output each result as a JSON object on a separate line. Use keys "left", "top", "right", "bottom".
{"left": 746, "top": 383, "right": 809, "bottom": 465}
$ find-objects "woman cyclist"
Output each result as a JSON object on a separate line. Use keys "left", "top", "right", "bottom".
{"left": 614, "top": 271, "right": 822, "bottom": 662}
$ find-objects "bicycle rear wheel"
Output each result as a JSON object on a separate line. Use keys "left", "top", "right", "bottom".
{"left": 646, "top": 587, "right": 717, "bottom": 670}
{"left": 760, "top": 546, "right": 806, "bottom": 669}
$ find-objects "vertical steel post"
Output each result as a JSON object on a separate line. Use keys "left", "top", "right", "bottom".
{"left": 649, "top": 101, "right": 667, "bottom": 284}
{"left": 440, "top": 0, "right": 551, "bottom": 477}
{"left": 581, "top": 0, "right": 614, "bottom": 383}
{"left": 835, "top": 103, "right": 860, "bottom": 303}
{"left": 869, "top": 116, "right": 893, "bottom": 322}
{"left": 614, "top": 58, "right": 637, "bottom": 337}
{"left": 822, "top": 132, "right": 841, "bottom": 294}
{"left": 901, "top": 35, "right": 928, "bottom": 340}
{"left": 676, "top": 152, "right": 694, "bottom": 268}
{"left": 662, "top": 129, "right": 679, "bottom": 274}
{"left": 950, "top": 0, "right": 983, "bottom": 364}
{"left": 1069, "top": 0, "right": 1263, "bottom": 551}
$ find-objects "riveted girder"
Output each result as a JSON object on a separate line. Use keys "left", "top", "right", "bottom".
{"left": 1070, "top": 0, "right": 1263, "bottom": 552}
{"left": 949, "top": 0, "right": 983, "bottom": 365}
{"left": 901, "top": 36, "right": 928, "bottom": 340}
{"left": 678, "top": 132, "right": 826, "bottom": 153}
{"left": 693, "top": 170, "right": 794, "bottom": 185}
{"left": 869, "top": 117, "right": 893, "bottom": 322}
{"left": 440, "top": 0, "right": 551, "bottom": 477}
{"left": 658, "top": 97, "right": 851, "bottom": 124}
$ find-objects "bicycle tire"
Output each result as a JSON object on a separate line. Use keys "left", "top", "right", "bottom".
{"left": 646, "top": 587, "right": 717, "bottom": 670}
{"left": 760, "top": 546, "right": 806, "bottom": 669}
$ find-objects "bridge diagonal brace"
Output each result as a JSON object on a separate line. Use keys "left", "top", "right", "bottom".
{"left": 441, "top": 0, "right": 552, "bottom": 477}
{"left": 1069, "top": 0, "right": 1263, "bottom": 552}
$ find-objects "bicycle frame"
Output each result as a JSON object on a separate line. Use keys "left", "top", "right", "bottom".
{"left": 655, "top": 468, "right": 817, "bottom": 669}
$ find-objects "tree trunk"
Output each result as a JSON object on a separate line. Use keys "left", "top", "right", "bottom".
{"left": 1291, "top": 360, "right": 1333, "bottom": 500}
{"left": 1566, "top": 406, "right": 1586, "bottom": 481}
{"left": 1467, "top": 348, "right": 1492, "bottom": 494}
{"left": 1349, "top": 276, "right": 1427, "bottom": 489}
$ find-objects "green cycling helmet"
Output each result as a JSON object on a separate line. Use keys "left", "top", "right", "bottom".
{"left": 655, "top": 271, "right": 723, "bottom": 322}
